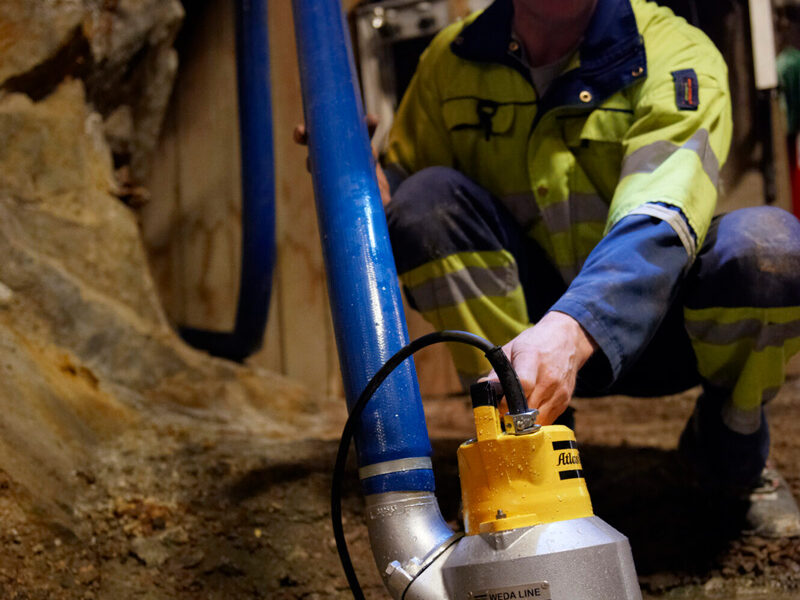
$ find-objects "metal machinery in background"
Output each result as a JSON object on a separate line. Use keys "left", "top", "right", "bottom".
{"left": 291, "top": 0, "right": 643, "bottom": 597}
{"left": 354, "top": 0, "right": 491, "bottom": 150}
{"left": 749, "top": 0, "right": 783, "bottom": 205}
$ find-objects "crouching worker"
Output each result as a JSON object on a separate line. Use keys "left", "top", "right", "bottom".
{"left": 380, "top": 0, "right": 800, "bottom": 537}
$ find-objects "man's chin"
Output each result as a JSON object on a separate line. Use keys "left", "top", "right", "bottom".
{"left": 514, "top": 0, "right": 596, "bottom": 22}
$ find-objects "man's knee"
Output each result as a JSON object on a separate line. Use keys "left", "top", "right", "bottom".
{"left": 714, "top": 206, "right": 800, "bottom": 278}
{"left": 386, "top": 167, "right": 490, "bottom": 273}
{"left": 387, "top": 167, "right": 471, "bottom": 231}
{"left": 690, "top": 206, "right": 800, "bottom": 307}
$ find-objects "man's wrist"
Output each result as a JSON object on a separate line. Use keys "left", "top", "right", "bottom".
{"left": 545, "top": 310, "right": 597, "bottom": 367}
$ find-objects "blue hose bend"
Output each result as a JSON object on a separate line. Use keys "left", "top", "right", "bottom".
{"left": 180, "top": 0, "right": 276, "bottom": 362}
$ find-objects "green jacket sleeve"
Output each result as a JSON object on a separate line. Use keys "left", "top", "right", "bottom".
{"left": 607, "top": 22, "right": 732, "bottom": 254}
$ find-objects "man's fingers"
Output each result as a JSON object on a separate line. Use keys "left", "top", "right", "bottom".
{"left": 531, "top": 376, "right": 572, "bottom": 425}
{"left": 534, "top": 395, "right": 564, "bottom": 425}
{"left": 503, "top": 345, "right": 540, "bottom": 404}
{"left": 293, "top": 124, "right": 308, "bottom": 145}
{"left": 511, "top": 354, "right": 569, "bottom": 425}
{"left": 366, "top": 113, "right": 380, "bottom": 138}
{"left": 536, "top": 404, "right": 558, "bottom": 426}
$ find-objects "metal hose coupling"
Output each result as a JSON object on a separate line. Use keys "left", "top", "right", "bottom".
{"left": 364, "top": 490, "right": 461, "bottom": 599}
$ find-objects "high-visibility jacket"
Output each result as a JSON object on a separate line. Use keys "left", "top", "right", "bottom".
{"left": 384, "top": 0, "right": 800, "bottom": 439}
{"left": 386, "top": 0, "right": 732, "bottom": 284}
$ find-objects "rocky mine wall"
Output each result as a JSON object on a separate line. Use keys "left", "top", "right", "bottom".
{"left": 0, "top": 0, "right": 329, "bottom": 539}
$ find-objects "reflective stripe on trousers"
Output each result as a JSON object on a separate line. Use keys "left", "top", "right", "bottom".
{"left": 686, "top": 311, "right": 800, "bottom": 434}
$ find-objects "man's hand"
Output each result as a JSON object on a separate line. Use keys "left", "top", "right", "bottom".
{"left": 489, "top": 311, "right": 597, "bottom": 425}
{"left": 292, "top": 114, "right": 392, "bottom": 207}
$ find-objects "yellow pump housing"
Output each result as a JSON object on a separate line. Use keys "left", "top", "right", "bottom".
{"left": 458, "top": 404, "right": 594, "bottom": 535}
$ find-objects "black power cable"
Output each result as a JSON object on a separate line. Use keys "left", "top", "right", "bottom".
{"left": 331, "top": 330, "right": 527, "bottom": 599}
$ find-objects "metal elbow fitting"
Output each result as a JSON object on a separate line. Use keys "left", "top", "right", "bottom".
{"left": 364, "top": 490, "right": 461, "bottom": 599}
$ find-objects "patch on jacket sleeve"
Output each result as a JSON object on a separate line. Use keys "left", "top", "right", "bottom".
{"left": 672, "top": 69, "right": 699, "bottom": 111}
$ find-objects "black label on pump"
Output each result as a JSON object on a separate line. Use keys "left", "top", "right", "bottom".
{"left": 551, "top": 440, "right": 577, "bottom": 450}
{"left": 469, "top": 581, "right": 552, "bottom": 599}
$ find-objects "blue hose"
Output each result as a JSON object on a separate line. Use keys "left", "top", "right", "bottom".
{"left": 291, "top": 0, "right": 434, "bottom": 493}
{"left": 180, "top": 0, "right": 276, "bottom": 361}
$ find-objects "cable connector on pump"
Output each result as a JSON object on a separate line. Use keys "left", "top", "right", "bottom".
{"left": 468, "top": 380, "right": 502, "bottom": 409}
{"left": 503, "top": 410, "right": 540, "bottom": 435}
{"left": 469, "top": 381, "right": 540, "bottom": 435}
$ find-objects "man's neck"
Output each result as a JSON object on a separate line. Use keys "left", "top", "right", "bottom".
{"left": 512, "top": 0, "right": 598, "bottom": 67}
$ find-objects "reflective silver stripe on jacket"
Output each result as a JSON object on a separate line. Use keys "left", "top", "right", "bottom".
{"left": 627, "top": 203, "right": 697, "bottom": 257}
{"left": 406, "top": 263, "right": 520, "bottom": 313}
{"left": 542, "top": 193, "right": 609, "bottom": 234}
{"left": 620, "top": 128, "right": 720, "bottom": 189}
{"left": 722, "top": 404, "right": 762, "bottom": 435}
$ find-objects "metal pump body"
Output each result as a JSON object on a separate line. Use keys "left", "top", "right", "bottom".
{"left": 440, "top": 517, "right": 641, "bottom": 600}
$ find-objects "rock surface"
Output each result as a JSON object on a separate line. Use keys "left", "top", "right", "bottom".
{"left": 0, "top": 0, "right": 183, "bottom": 180}
{"left": 0, "top": 27, "right": 338, "bottom": 563}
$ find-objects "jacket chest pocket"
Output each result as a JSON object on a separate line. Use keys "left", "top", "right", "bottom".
{"left": 561, "top": 109, "right": 633, "bottom": 198}
{"left": 442, "top": 98, "right": 516, "bottom": 141}
{"left": 442, "top": 97, "right": 535, "bottom": 193}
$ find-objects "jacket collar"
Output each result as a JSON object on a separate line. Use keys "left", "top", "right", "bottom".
{"left": 451, "top": 0, "right": 647, "bottom": 115}
{"left": 450, "top": 0, "right": 519, "bottom": 71}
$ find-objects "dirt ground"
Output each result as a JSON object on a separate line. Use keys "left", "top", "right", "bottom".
{"left": 1, "top": 368, "right": 800, "bottom": 599}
